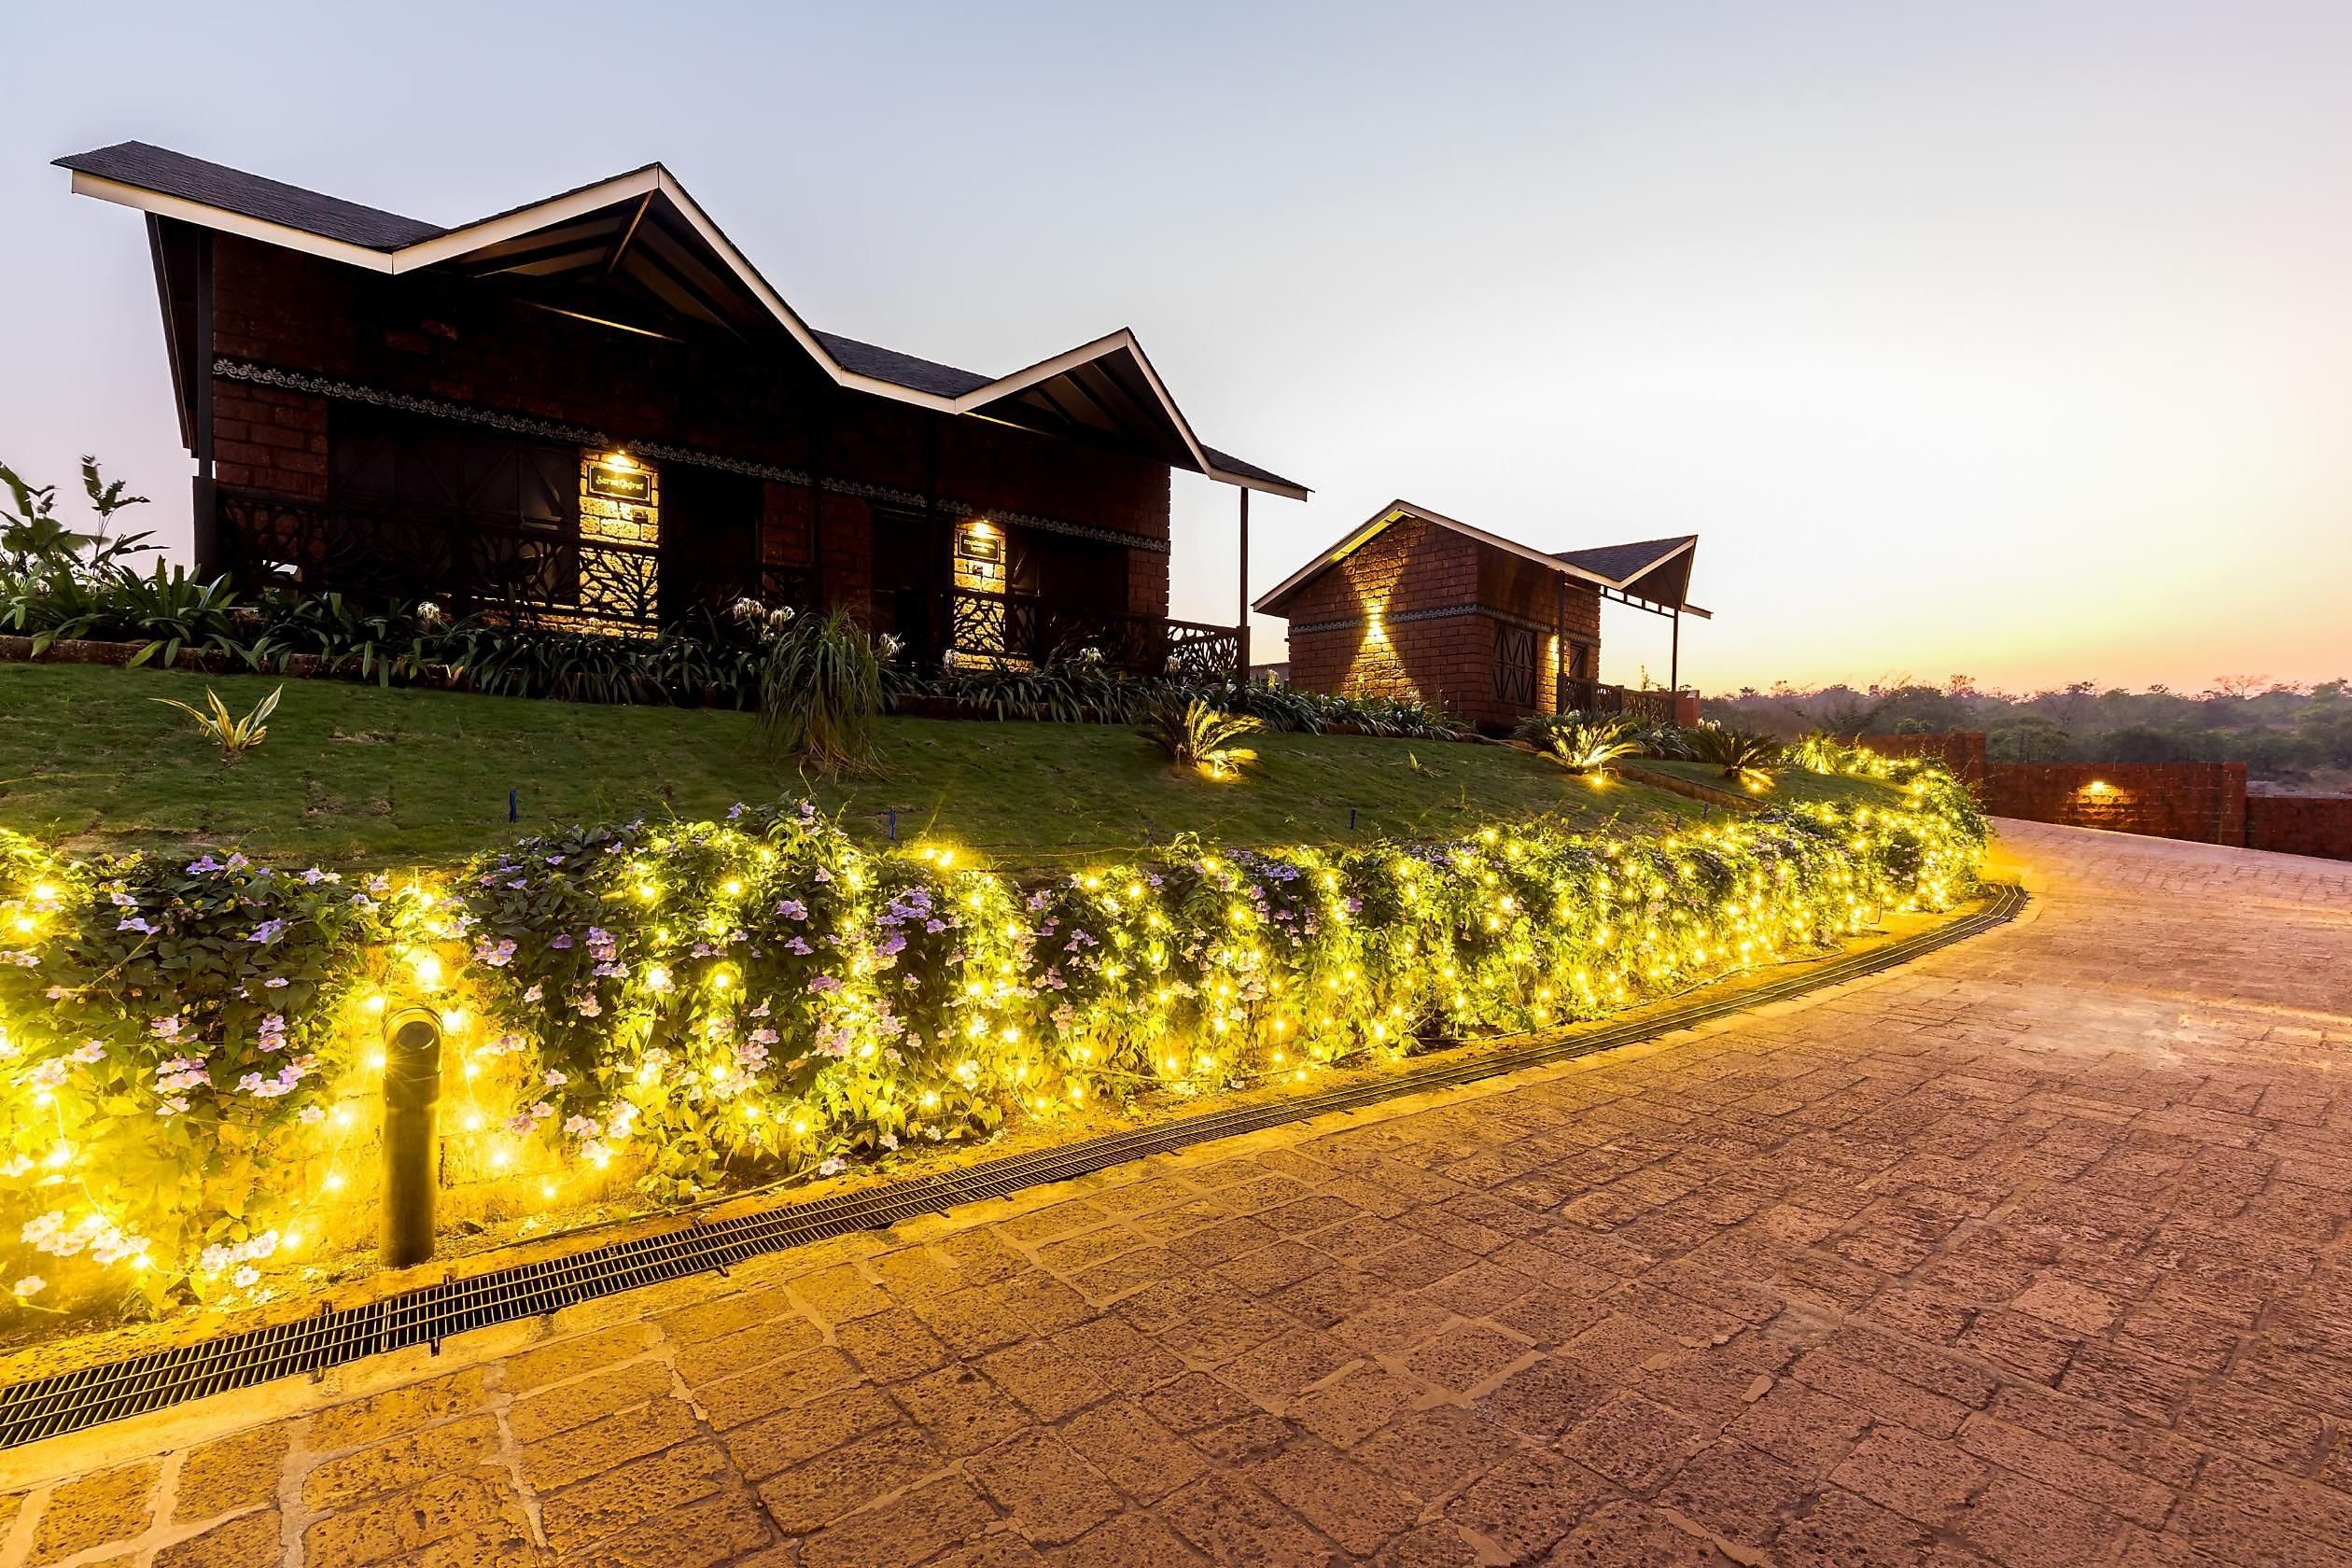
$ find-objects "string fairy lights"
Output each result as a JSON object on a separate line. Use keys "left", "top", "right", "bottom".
{"left": 0, "top": 759, "right": 1984, "bottom": 1317}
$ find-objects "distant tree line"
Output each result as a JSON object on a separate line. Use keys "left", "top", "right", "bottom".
{"left": 1702, "top": 676, "right": 2352, "bottom": 791}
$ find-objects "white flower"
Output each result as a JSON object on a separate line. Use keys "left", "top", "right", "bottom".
{"left": 10, "top": 1276, "right": 42, "bottom": 1298}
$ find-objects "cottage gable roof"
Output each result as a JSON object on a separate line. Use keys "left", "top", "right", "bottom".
{"left": 1254, "top": 500, "right": 1707, "bottom": 618}
{"left": 57, "top": 141, "right": 1305, "bottom": 498}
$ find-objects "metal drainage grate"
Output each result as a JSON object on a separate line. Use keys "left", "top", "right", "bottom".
{"left": 0, "top": 883, "right": 2024, "bottom": 1450}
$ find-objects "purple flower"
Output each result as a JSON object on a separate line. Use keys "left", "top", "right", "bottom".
{"left": 475, "top": 938, "right": 517, "bottom": 968}
{"left": 787, "top": 937, "right": 813, "bottom": 956}
{"left": 807, "top": 974, "right": 843, "bottom": 994}
{"left": 551, "top": 933, "right": 574, "bottom": 950}
{"left": 777, "top": 899, "right": 807, "bottom": 921}
{"left": 247, "top": 919, "right": 288, "bottom": 945}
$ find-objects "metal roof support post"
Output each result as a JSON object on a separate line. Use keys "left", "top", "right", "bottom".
{"left": 1670, "top": 608, "right": 1681, "bottom": 697}
{"left": 1237, "top": 487, "right": 1251, "bottom": 678}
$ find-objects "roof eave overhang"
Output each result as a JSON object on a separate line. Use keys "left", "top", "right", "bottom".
{"left": 69, "top": 163, "right": 1303, "bottom": 497}
{"left": 958, "top": 329, "right": 1308, "bottom": 499}
{"left": 68, "top": 170, "right": 399, "bottom": 273}
{"left": 1256, "top": 501, "right": 1706, "bottom": 616}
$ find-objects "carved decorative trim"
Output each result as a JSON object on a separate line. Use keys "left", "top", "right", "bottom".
{"left": 935, "top": 498, "right": 1169, "bottom": 554}
{"left": 623, "top": 441, "right": 805, "bottom": 486}
{"left": 214, "top": 360, "right": 609, "bottom": 446}
{"left": 213, "top": 360, "right": 1169, "bottom": 555}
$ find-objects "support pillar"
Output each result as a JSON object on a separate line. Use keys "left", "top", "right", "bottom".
{"left": 1237, "top": 487, "right": 1251, "bottom": 677}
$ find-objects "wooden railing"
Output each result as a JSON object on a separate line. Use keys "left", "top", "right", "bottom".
{"left": 948, "top": 589, "right": 1241, "bottom": 679}
{"left": 1557, "top": 677, "right": 1679, "bottom": 723}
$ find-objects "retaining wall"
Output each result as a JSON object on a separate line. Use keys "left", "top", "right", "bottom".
{"left": 2245, "top": 795, "right": 2352, "bottom": 862}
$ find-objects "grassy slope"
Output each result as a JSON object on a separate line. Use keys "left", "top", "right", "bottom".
{"left": 1635, "top": 757, "right": 1906, "bottom": 811}
{"left": 0, "top": 663, "right": 1707, "bottom": 869}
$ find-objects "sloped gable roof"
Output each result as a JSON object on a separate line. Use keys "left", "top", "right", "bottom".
{"left": 58, "top": 141, "right": 1305, "bottom": 497}
{"left": 1555, "top": 536, "right": 1694, "bottom": 584}
{"left": 1255, "top": 501, "right": 1706, "bottom": 618}
{"left": 58, "top": 141, "right": 445, "bottom": 248}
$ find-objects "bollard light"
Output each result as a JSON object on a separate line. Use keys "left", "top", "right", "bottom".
{"left": 381, "top": 1005, "right": 444, "bottom": 1268}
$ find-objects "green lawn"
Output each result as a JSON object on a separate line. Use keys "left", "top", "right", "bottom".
{"left": 0, "top": 663, "right": 1704, "bottom": 869}
{"left": 1634, "top": 757, "right": 1908, "bottom": 811}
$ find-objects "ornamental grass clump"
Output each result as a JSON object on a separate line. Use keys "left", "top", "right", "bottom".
{"left": 0, "top": 761, "right": 1986, "bottom": 1322}
{"left": 760, "top": 609, "right": 884, "bottom": 776}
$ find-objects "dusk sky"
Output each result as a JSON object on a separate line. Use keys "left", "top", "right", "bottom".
{"left": 6, "top": 1, "right": 2347, "bottom": 694}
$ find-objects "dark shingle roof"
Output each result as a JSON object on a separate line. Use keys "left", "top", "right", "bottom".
{"left": 1201, "top": 444, "right": 1304, "bottom": 492}
{"left": 61, "top": 141, "right": 1303, "bottom": 491}
{"left": 55, "top": 141, "right": 445, "bottom": 250}
{"left": 811, "top": 331, "right": 995, "bottom": 399}
{"left": 813, "top": 335, "right": 1307, "bottom": 491}
{"left": 1555, "top": 536, "right": 1694, "bottom": 582}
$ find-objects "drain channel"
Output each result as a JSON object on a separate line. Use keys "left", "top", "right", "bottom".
{"left": 0, "top": 883, "right": 2023, "bottom": 1450}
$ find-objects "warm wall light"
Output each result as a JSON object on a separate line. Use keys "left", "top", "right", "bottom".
{"left": 2082, "top": 779, "right": 2115, "bottom": 794}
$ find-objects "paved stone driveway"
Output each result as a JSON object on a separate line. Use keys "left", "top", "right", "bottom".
{"left": 5, "top": 820, "right": 2350, "bottom": 1567}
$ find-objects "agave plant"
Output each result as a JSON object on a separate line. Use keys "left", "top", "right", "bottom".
{"left": 151, "top": 684, "right": 283, "bottom": 759}
{"left": 1688, "top": 724, "right": 1785, "bottom": 786}
{"left": 1141, "top": 699, "right": 1263, "bottom": 779}
{"left": 1533, "top": 715, "right": 1645, "bottom": 776}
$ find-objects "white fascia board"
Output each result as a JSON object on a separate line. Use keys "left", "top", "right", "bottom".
{"left": 1252, "top": 501, "right": 1413, "bottom": 610}
{"left": 1253, "top": 499, "right": 1633, "bottom": 614}
{"left": 387, "top": 168, "right": 662, "bottom": 273}
{"left": 963, "top": 329, "right": 1302, "bottom": 496}
{"left": 1208, "top": 466, "right": 1310, "bottom": 501}
{"left": 73, "top": 164, "right": 1295, "bottom": 486}
{"left": 957, "top": 329, "right": 1216, "bottom": 476}
{"left": 68, "top": 171, "right": 397, "bottom": 273}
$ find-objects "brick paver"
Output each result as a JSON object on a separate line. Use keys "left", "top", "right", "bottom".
{"left": 4, "top": 821, "right": 2348, "bottom": 1566}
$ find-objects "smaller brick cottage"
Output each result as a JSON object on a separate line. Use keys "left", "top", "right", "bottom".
{"left": 1254, "top": 500, "right": 1705, "bottom": 730}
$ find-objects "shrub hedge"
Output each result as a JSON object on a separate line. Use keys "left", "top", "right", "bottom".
{"left": 0, "top": 760, "right": 1985, "bottom": 1320}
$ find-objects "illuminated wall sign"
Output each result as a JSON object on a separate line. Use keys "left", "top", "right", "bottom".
{"left": 588, "top": 458, "right": 652, "bottom": 503}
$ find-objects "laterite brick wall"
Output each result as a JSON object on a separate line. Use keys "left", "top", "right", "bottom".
{"left": 200, "top": 234, "right": 1171, "bottom": 619}
{"left": 2245, "top": 796, "right": 2352, "bottom": 862}
{"left": 1981, "top": 762, "right": 2247, "bottom": 846}
{"left": 1279, "top": 519, "right": 1603, "bottom": 728}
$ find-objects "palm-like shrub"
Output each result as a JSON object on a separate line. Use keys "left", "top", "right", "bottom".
{"left": 1688, "top": 724, "right": 1785, "bottom": 784}
{"left": 1532, "top": 715, "right": 1645, "bottom": 776}
{"left": 1141, "top": 699, "right": 1263, "bottom": 779}
{"left": 760, "top": 609, "right": 884, "bottom": 775}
